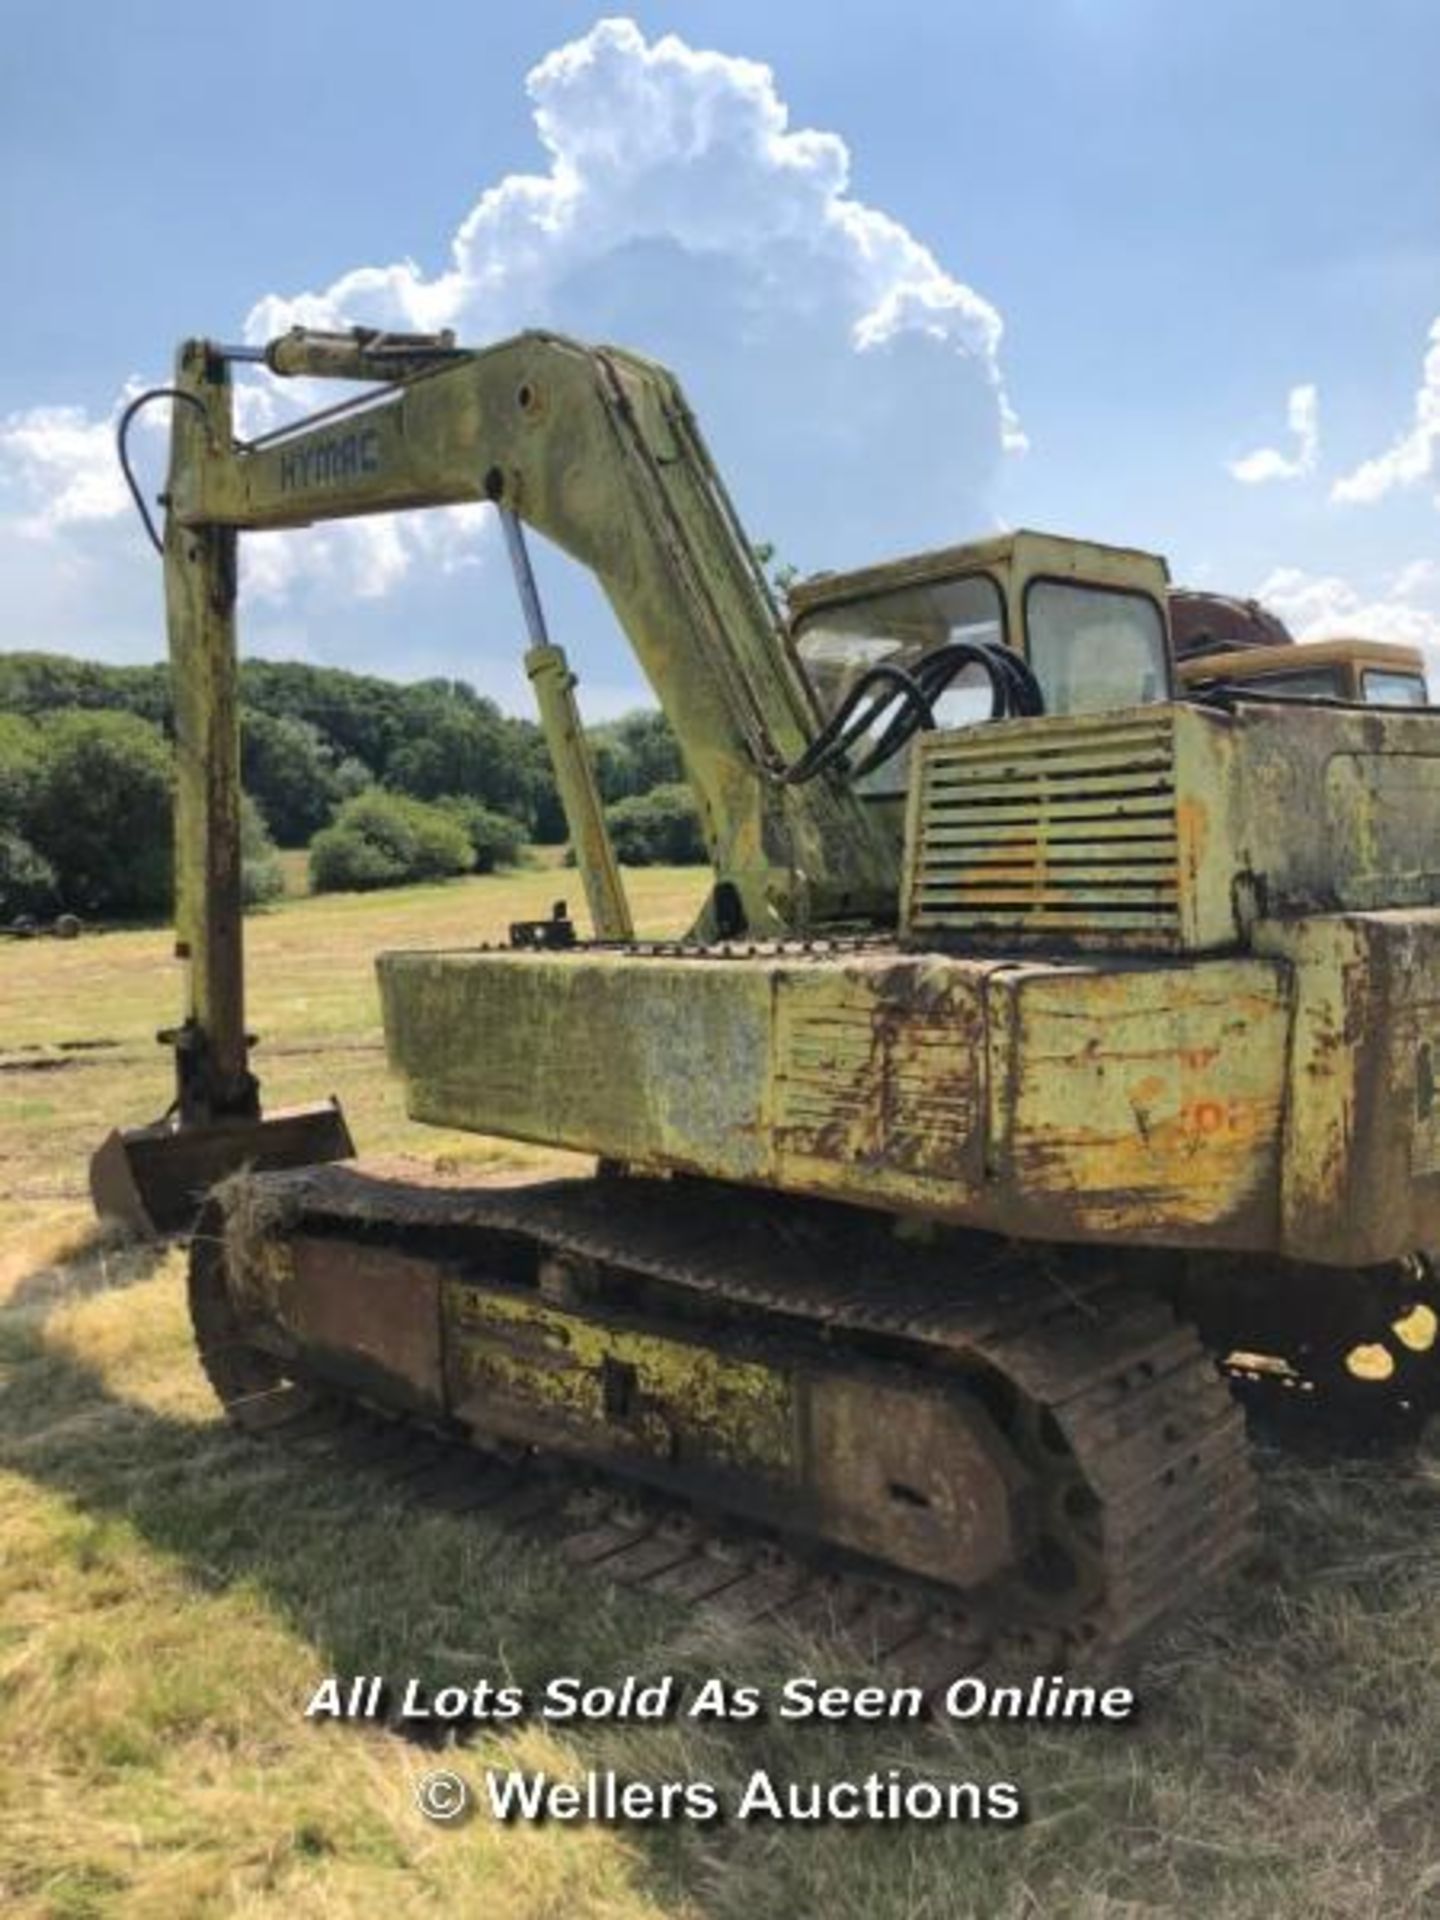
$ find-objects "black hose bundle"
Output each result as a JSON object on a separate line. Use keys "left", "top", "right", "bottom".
{"left": 782, "top": 639, "right": 1044, "bottom": 786}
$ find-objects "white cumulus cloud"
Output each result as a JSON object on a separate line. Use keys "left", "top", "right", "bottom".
{"left": 1331, "top": 316, "right": 1440, "bottom": 505}
{"left": 1256, "top": 560, "right": 1440, "bottom": 679}
{"left": 0, "top": 15, "right": 1020, "bottom": 676}
{"left": 246, "top": 21, "right": 1013, "bottom": 403}
{"left": 1227, "top": 383, "right": 1319, "bottom": 485}
{"left": 244, "top": 14, "right": 1022, "bottom": 565}
{"left": 0, "top": 382, "right": 151, "bottom": 538}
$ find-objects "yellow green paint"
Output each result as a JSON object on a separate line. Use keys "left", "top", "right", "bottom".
{"left": 448, "top": 1286, "right": 795, "bottom": 1475}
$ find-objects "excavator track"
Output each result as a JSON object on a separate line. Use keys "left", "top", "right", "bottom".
{"left": 190, "top": 1165, "right": 1255, "bottom": 1678}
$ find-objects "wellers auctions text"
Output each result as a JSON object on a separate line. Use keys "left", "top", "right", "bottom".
{"left": 307, "top": 1671, "right": 1138, "bottom": 1728}
{"left": 480, "top": 1764, "right": 1022, "bottom": 1827}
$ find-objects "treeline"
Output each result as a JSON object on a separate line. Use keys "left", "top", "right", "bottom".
{"left": 0, "top": 653, "right": 704, "bottom": 919}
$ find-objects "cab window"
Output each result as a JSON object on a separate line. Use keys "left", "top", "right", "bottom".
{"left": 1024, "top": 580, "right": 1170, "bottom": 714}
{"left": 794, "top": 573, "right": 1005, "bottom": 792}
{"left": 1362, "top": 668, "right": 1429, "bottom": 706}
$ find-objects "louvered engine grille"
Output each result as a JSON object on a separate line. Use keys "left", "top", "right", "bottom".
{"left": 905, "top": 709, "right": 1182, "bottom": 948}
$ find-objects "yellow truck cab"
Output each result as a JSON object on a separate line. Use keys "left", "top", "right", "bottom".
{"left": 1177, "top": 637, "right": 1430, "bottom": 707}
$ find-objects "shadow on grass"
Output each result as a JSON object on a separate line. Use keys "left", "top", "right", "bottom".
{"left": 7, "top": 1226, "right": 172, "bottom": 1311}
{"left": 4, "top": 1228, "right": 1440, "bottom": 1918}
{"left": 0, "top": 1231, "right": 727, "bottom": 1899}
{"left": 0, "top": 1234, "right": 685, "bottom": 1692}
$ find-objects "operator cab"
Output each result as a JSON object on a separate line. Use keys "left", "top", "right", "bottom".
{"left": 1176, "top": 638, "right": 1430, "bottom": 709}
{"left": 789, "top": 530, "right": 1173, "bottom": 797}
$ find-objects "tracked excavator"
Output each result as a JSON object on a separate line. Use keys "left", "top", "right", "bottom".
{"left": 91, "top": 325, "right": 1440, "bottom": 1669}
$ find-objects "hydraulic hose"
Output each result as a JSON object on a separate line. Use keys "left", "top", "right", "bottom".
{"left": 116, "top": 387, "right": 217, "bottom": 556}
{"left": 782, "top": 639, "right": 1044, "bottom": 787}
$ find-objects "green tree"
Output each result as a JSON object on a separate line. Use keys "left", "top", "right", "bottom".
{"left": 0, "top": 712, "right": 43, "bottom": 831}
{"left": 602, "top": 783, "right": 706, "bottom": 866}
{"left": 240, "top": 795, "right": 285, "bottom": 907}
{"left": 0, "top": 830, "right": 56, "bottom": 920}
{"left": 0, "top": 716, "right": 56, "bottom": 919}
{"left": 512, "top": 727, "right": 566, "bottom": 841}
{"left": 239, "top": 659, "right": 405, "bottom": 774}
{"left": 753, "top": 539, "right": 799, "bottom": 602}
{"left": 27, "top": 710, "right": 173, "bottom": 916}
{"left": 241, "top": 709, "right": 339, "bottom": 846}
{"left": 308, "top": 790, "right": 473, "bottom": 894}
{"left": 586, "top": 709, "right": 684, "bottom": 802}
{"left": 614, "top": 710, "right": 683, "bottom": 792}
{"left": 386, "top": 693, "right": 524, "bottom": 811}
{"left": 0, "top": 652, "right": 170, "bottom": 724}
{"left": 590, "top": 729, "right": 626, "bottom": 804}
{"left": 433, "top": 796, "right": 526, "bottom": 873}
{"left": 332, "top": 755, "right": 374, "bottom": 803}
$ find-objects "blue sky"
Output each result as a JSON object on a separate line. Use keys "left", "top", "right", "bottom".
{"left": 4, "top": 1, "right": 1440, "bottom": 712}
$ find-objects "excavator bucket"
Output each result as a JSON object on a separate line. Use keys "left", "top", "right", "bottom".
{"left": 89, "top": 1100, "right": 353, "bottom": 1238}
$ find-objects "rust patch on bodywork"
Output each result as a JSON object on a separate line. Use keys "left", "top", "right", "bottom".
{"left": 983, "top": 957, "right": 1288, "bottom": 1243}
{"left": 773, "top": 957, "right": 988, "bottom": 1191}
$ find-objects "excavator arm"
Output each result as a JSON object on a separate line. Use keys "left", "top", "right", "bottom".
{"left": 92, "top": 326, "right": 896, "bottom": 1232}
{"left": 177, "top": 328, "right": 895, "bottom": 936}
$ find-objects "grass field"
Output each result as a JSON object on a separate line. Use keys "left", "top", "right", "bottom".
{"left": 3, "top": 868, "right": 1440, "bottom": 1918}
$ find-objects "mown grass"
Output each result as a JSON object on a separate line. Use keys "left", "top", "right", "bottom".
{"left": 0, "top": 863, "right": 707, "bottom": 1239}
{"left": 2, "top": 870, "right": 1440, "bottom": 1917}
